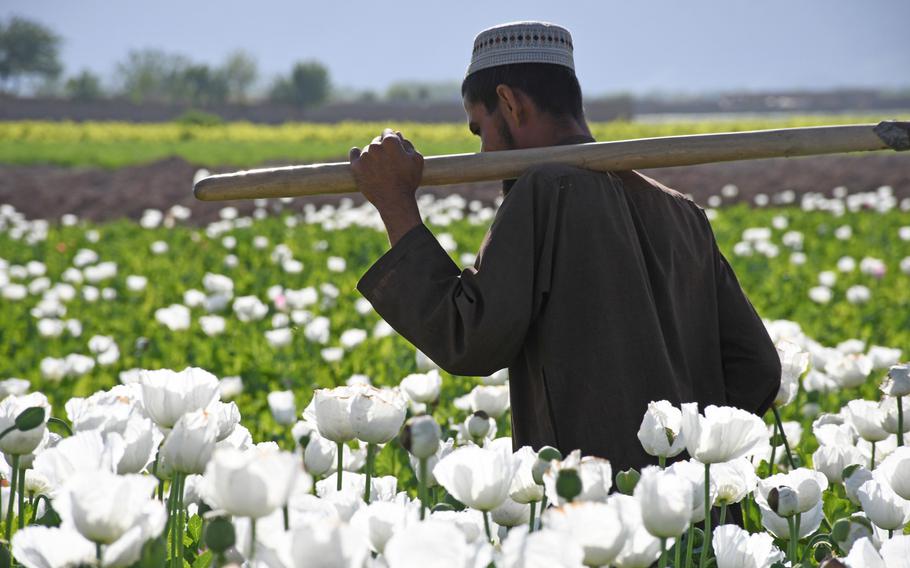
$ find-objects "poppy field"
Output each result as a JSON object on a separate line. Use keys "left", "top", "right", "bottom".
{"left": 0, "top": 174, "right": 909, "bottom": 567}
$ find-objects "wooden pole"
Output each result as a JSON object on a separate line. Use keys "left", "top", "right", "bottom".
{"left": 193, "top": 120, "right": 909, "bottom": 202}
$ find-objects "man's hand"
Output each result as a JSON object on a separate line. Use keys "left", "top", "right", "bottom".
{"left": 350, "top": 128, "right": 424, "bottom": 246}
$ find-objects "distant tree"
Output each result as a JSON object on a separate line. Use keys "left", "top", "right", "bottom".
{"left": 269, "top": 60, "right": 330, "bottom": 108}
{"left": 221, "top": 50, "right": 258, "bottom": 103}
{"left": 115, "top": 48, "right": 191, "bottom": 103}
{"left": 384, "top": 80, "right": 461, "bottom": 103}
{"left": 177, "top": 64, "right": 229, "bottom": 106}
{"left": 0, "top": 16, "right": 63, "bottom": 95}
{"left": 65, "top": 69, "right": 103, "bottom": 101}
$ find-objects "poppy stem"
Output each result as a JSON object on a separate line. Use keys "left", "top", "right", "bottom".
{"left": 538, "top": 494, "right": 548, "bottom": 530}
{"left": 659, "top": 455, "right": 666, "bottom": 469}
{"left": 871, "top": 441, "right": 876, "bottom": 469}
{"left": 336, "top": 442, "right": 344, "bottom": 491}
{"left": 659, "top": 537, "right": 667, "bottom": 568}
{"left": 675, "top": 530, "right": 682, "bottom": 568}
{"left": 684, "top": 523, "right": 695, "bottom": 568}
{"left": 528, "top": 501, "right": 537, "bottom": 533}
{"left": 483, "top": 510, "right": 492, "bottom": 543}
{"left": 16, "top": 466, "right": 24, "bottom": 530}
{"left": 4, "top": 454, "right": 18, "bottom": 544}
{"left": 898, "top": 397, "right": 904, "bottom": 447}
{"left": 249, "top": 517, "right": 257, "bottom": 560}
{"left": 699, "top": 462, "right": 712, "bottom": 568}
{"left": 772, "top": 405, "right": 796, "bottom": 469}
{"left": 363, "top": 443, "right": 375, "bottom": 503}
{"left": 418, "top": 457, "right": 428, "bottom": 520}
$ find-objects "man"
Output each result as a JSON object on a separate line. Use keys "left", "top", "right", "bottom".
{"left": 349, "top": 22, "right": 781, "bottom": 476}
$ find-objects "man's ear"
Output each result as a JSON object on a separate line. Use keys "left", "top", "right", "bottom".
{"left": 495, "top": 84, "right": 523, "bottom": 127}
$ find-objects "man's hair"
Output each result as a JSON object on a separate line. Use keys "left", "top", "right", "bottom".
{"left": 461, "top": 63, "right": 584, "bottom": 121}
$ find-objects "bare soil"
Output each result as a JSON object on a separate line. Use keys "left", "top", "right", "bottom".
{"left": 1, "top": 152, "right": 908, "bottom": 225}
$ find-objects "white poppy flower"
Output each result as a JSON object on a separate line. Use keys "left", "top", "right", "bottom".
{"left": 636, "top": 400, "right": 686, "bottom": 458}
{"left": 139, "top": 367, "right": 220, "bottom": 429}
{"left": 11, "top": 526, "right": 95, "bottom": 567}
{"left": 498, "top": 525, "right": 584, "bottom": 568}
{"left": 712, "top": 524, "right": 785, "bottom": 568}
{"left": 199, "top": 315, "right": 226, "bottom": 337}
{"left": 680, "top": 403, "right": 770, "bottom": 464}
{"left": 857, "top": 478, "right": 910, "bottom": 531}
{"left": 634, "top": 465, "right": 692, "bottom": 538}
{"left": 160, "top": 408, "right": 219, "bottom": 475}
{"left": 775, "top": 340, "right": 809, "bottom": 406}
{"left": 612, "top": 494, "right": 663, "bottom": 568}
{"left": 154, "top": 304, "right": 190, "bottom": 331}
{"left": 0, "top": 392, "right": 51, "bottom": 455}
{"left": 400, "top": 370, "right": 442, "bottom": 405}
{"left": 868, "top": 347, "right": 902, "bottom": 370}
{"left": 468, "top": 385, "right": 510, "bottom": 418}
{"left": 756, "top": 499, "right": 823, "bottom": 540}
{"left": 845, "top": 399, "right": 889, "bottom": 443}
{"left": 756, "top": 468, "right": 828, "bottom": 515}
{"left": 350, "top": 386, "right": 407, "bottom": 445}
{"left": 812, "top": 443, "right": 865, "bottom": 483}
{"left": 313, "top": 386, "right": 358, "bottom": 444}
{"left": 350, "top": 500, "right": 415, "bottom": 554}
{"left": 879, "top": 397, "right": 910, "bottom": 435}
{"left": 384, "top": 519, "right": 492, "bottom": 568}
{"left": 268, "top": 390, "right": 297, "bottom": 426}
{"left": 508, "top": 446, "right": 544, "bottom": 504}
{"left": 544, "top": 499, "right": 626, "bottom": 567}
{"left": 232, "top": 295, "right": 268, "bottom": 322}
{"left": 204, "top": 445, "right": 300, "bottom": 519}
{"left": 303, "top": 431, "right": 337, "bottom": 477}
{"left": 882, "top": 365, "right": 910, "bottom": 397}
{"left": 877, "top": 447, "right": 910, "bottom": 500}
{"left": 433, "top": 445, "right": 516, "bottom": 511}
{"left": 543, "top": 449, "right": 612, "bottom": 506}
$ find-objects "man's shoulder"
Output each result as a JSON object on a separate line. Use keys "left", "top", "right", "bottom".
{"left": 515, "top": 162, "right": 617, "bottom": 188}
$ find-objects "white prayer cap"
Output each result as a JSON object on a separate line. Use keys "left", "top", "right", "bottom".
{"left": 466, "top": 21, "right": 575, "bottom": 77}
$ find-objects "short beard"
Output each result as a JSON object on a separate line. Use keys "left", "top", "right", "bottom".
{"left": 496, "top": 112, "right": 518, "bottom": 195}
{"left": 496, "top": 111, "right": 516, "bottom": 150}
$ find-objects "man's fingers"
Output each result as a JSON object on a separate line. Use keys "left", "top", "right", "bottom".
{"left": 349, "top": 147, "right": 361, "bottom": 161}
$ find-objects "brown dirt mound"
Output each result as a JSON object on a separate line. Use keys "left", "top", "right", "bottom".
{"left": 1, "top": 152, "right": 908, "bottom": 225}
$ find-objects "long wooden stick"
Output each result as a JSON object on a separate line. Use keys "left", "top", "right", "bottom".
{"left": 193, "top": 121, "right": 909, "bottom": 201}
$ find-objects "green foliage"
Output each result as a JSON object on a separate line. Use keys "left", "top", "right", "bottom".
{"left": 0, "top": 16, "right": 62, "bottom": 92}
{"left": 64, "top": 70, "right": 104, "bottom": 102}
{"left": 268, "top": 60, "right": 330, "bottom": 108}
{"left": 1, "top": 114, "right": 906, "bottom": 169}
{"left": 113, "top": 48, "right": 250, "bottom": 106}
{"left": 175, "top": 110, "right": 225, "bottom": 127}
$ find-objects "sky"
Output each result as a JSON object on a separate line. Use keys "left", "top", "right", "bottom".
{"left": 3, "top": 0, "right": 909, "bottom": 98}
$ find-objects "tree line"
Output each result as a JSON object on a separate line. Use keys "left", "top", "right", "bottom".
{"left": 0, "top": 15, "right": 459, "bottom": 109}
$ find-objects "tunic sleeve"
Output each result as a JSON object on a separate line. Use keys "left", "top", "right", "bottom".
{"left": 357, "top": 172, "right": 542, "bottom": 377}
{"left": 712, "top": 237, "right": 782, "bottom": 416}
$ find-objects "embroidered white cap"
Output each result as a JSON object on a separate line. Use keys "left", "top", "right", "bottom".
{"left": 466, "top": 21, "right": 575, "bottom": 77}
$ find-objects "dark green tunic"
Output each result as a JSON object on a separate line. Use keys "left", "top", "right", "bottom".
{"left": 357, "top": 135, "right": 781, "bottom": 473}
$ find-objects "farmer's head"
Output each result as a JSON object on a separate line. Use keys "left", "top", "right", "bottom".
{"left": 461, "top": 22, "right": 586, "bottom": 152}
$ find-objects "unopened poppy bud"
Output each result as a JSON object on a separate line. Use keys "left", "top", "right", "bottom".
{"left": 13, "top": 407, "right": 46, "bottom": 432}
{"left": 467, "top": 410, "right": 490, "bottom": 439}
{"left": 537, "top": 446, "right": 562, "bottom": 462}
{"left": 401, "top": 415, "right": 441, "bottom": 459}
{"left": 615, "top": 468, "right": 640, "bottom": 495}
{"left": 768, "top": 486, "right": 799, "bottom": 517}
{"left": 830, "top": 518, "right": 851, "bottom": 543}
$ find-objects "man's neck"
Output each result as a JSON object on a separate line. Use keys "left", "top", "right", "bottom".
{"left": 523, "top": 117, "right": 593, "bottom": 148}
